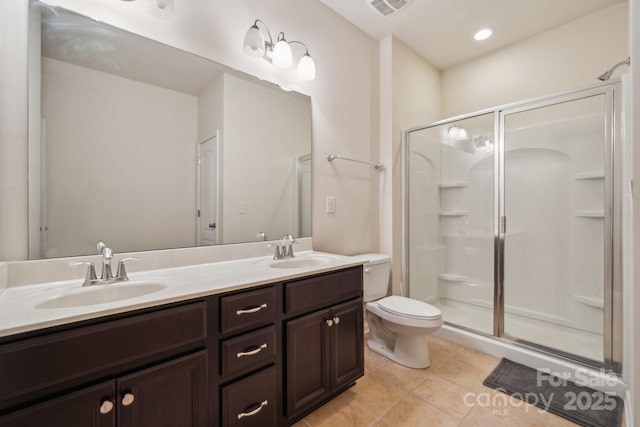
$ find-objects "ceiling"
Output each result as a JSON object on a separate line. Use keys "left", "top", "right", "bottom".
{"left": 318, "top": 0, "right": 626, "bottom": 70}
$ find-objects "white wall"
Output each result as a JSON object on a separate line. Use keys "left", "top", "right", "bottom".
{"left": 0, "top": 0, "right": 29, "bottom": 260}
{"left": 629, "top": 0, "right": 639, "bottom": 423}
{"left": 20, "top": 0, "right": 380, "bottom": 258}
{"left": 221, "top": 73, "right": 310, "bottom": 243}
{"left": 442, "top": 2, "right": 629, "bottom": 117}
{"left": 386, "top": 38, "right": 441, "bottom": 294}
{"left": 41, "top": 58, "right": 197, "bottom": 257}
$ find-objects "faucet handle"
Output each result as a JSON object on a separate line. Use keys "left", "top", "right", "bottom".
{"left": 267, "top": 242, "right": 283, "bottom": 260}
{"left": 116, "top": 257, "right": 138, "bottom": 281}
{"left": 69, "top": 261, "right": 98, "bottom": 286}
{"left": 97, "top": 241, "right": 107, "bottom": 254}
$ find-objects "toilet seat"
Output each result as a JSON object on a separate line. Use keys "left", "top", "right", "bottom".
{"left": 377, "top": 296, "right": 441, "bottom": 320}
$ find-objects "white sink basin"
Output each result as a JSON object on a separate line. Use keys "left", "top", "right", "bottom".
{"left": 269, "top": 255, "right": 337, "bottom": 269}
{"left": 35, "top": 282, "right": 167, "bottom": 309}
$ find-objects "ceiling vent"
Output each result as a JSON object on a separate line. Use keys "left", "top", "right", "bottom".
{"left": 368, "top": 0, "right": 412, "bottom": 16}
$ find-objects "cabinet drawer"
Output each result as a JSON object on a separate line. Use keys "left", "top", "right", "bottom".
{"left": 0, "top": 302, "right": 206, "bottom": 410}
{"left": 221, "top": 326, "right": 276, "bottom": 378}
{"left": 221, "top": 366, "right": 277, "bottom": 427}
{"left": 285, "top": 267, "right": 362, "bottom": 315}
{"left": 220, "top": 287, "right": 276, "bottom": 333}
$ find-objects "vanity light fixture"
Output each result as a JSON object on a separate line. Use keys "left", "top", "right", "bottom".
{"left": 447, "top": 126, "right": 468, "bottom": 140}
{"left": 474, "top": 27, "right": 494, "bottom": 41}
{"left": 243, "top": 20, "right": 316, "bottom": 81}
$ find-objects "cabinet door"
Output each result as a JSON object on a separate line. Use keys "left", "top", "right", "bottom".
{"left": 0, "top": 381, "right": 115, "bottom": 427}
{"left": 330, "top": 299, "right": 364, "bottom": 390}
{"left": 118, "top": 351, "right": 207, "bottom": 427}
{"left": 286, "top": 309, "right": 331, "bottom": 418}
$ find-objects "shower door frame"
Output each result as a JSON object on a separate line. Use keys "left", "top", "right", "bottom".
{"left": 403, "top": 80, "right": 623, "bottom": 373}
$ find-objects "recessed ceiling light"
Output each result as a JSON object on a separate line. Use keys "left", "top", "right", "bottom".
{"left": 474, "top": 28, "right": 494, "bottom": 41}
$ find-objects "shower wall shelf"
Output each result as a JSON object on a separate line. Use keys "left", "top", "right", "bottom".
{"left": 574, "top": 172, "right": 605, "bottom": 180}
{"left": 438, "top": 273, "right": 468, "bottom": 282}
{"left": 574, "top": 295, "right": 605, "bottom": 309}
{"left": 574, "top": 210, "right": 605, "bottom": 218}
{"left": 438, "top": 210, "right": 469, "bottom": 216}
{"left": 438, "top": 182, "right": 469, "bottom": 188}
{"left": 326, "top": 154, "right": 384, "bottom": 170}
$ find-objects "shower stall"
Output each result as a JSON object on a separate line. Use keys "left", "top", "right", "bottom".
{"left": 404, "top": 81, "right": 624, "bottom": 371}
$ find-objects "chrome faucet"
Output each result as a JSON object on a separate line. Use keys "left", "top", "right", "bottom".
{"left": 98, "top": 242, "right": 114, "bottom": 280}
{"left": 71, "top": 241, "right": 137, "bottom": 286}
{"left": 270, "top": 235, "right": 297, "bottom": 260}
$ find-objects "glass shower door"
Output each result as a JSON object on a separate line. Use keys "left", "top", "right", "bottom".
{"left": 501, "top": 92, "right": 610, "bottom": 363}
{"left": 406, "top": 113, "right": 495, "bottom": 335}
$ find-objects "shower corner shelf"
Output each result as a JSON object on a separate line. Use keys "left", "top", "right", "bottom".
{"left": 574, "top": 295, "right": 604, "bottom": 309}
{"left": 438, "top": 210, "right": 469, "bottom": 217}
{"left": 438, "top": 181, "right": 469, "bottom": 188}
{"left": 438, "top": 273, "right": 468, "bottom": 282}
{"left": 574, "top": 210, "right": 605, "bottom": 218}
{"left": 573, "top": 171, "right": 605, "bottom": 180}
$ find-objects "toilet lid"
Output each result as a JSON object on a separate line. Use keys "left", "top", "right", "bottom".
{"left": 378, "top": 296, "right": 442, "bottom": 320}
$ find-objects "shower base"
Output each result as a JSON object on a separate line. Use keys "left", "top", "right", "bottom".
{"left": 433, "top": 298, "right": 603, "bottom": 362}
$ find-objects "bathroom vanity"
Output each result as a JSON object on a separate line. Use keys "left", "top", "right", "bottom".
{"left": 0, "top": 253, "right": 364, "bottom": 427}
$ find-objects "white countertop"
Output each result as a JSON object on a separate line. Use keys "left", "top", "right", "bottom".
{"left": 0, "top": 251, "right": 364, "bottom": 338}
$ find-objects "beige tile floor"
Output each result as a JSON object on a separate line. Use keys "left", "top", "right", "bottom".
{"left": 292, "top": 336, "right": 605, "bottom": 427}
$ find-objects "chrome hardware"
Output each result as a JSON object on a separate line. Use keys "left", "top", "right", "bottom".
{"left": 98, "top": 242, "right": 114, "bottom": 280}
{"left": 256, "top": 231, "right": 267, "bottom": 241}
{"left": 121, "top": 393, "right": 135, "bottom": 407}
{"left": 333, "top": 316, "right": 340, "bottom": 325}
{"left": 282, "top": 234, "right": 297, "bottom": 258}
{"left": 70, "top": 261, "right": 99, "bottom": 287}
{"left": 236, "top": 304, "right": 267, "bottom": 315}
{"left": 99, "top": 399, "right": 114, "bottom": 414}
{"left": 237, "top": 400, "right": 268, "bottom": 420}
{"left": 208, "top": 223, "right": 216, "bottom": 229}
{"left": 116, "top": 257, "right": 137, "bottom": 281}
{"left": 326, "top": 319, "right": 334, "bottom": 327}
{"left": 270, "top": 234, "right": 297, "bottom": 260}
{"left": 71, "top": 242, "right": 137, "bottom": 286}
{"left": 237, "top": 343, "right": 268, "bottom": 358}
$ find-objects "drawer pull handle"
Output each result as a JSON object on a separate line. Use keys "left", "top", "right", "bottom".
{"left": 237, "top": 343, "right": 268, "bottom": 358}
{"left": 326, "top": 319, "right": 334, "bottom": 327}
{"left": 121, "top": 393, "right": 135, "bottom": 407}
{"left": 99, "top": 399, "right": 114, "bottom": 414}
{"left": 333, "top": 316, "right": 340, "bottom": 325}
{"left": 237, "top": 400, "right": 268, "bottom": 419}
{"left": 236, "top": 303, "right": 267, "bottom": 315}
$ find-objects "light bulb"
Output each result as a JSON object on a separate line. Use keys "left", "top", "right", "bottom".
{"left": 297, "top": 53, "right": 316, "bottom": 81}
{"left": 272, "top": 39, "right": 293, "bottom": 68}
{"left": 243, "top": 24, "right": 265, "bottom": 57}
{"left": 474, "top": 28, "right": 493, "bottom": 41}
{"left": 448, "top": 127, "right": 459, "bottom": 139}
{"left": 457, "top": 128, "right": 468, "bottom": 140}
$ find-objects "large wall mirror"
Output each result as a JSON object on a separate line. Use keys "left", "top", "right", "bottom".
{"left": 27, "top": 1, "right": 312, "bottom": 259}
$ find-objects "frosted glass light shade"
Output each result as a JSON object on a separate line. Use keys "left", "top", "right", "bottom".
{"left": 243, "top": 25, "right": 265, "bottom": 57}
{"left": 297, "top": 53, "right": 316, "bottom": 81}
{"left": 272, "top": 40, "right": 293, "bottom": 68}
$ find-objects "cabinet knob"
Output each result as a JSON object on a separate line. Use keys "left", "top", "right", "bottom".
{"left": 326, "top": 319, "right": 334, "bottom": 327}
{"left": 99, "top": 399, "right": 114, "bottom": 414}
{"left": 333, "top": 316, "right": 340, "bottom": 325}
{"left": 237, "top": 400, "right": 268, "bottom": 420}
{"left": 121, "top": 392, "right": 135, "bottom": 407}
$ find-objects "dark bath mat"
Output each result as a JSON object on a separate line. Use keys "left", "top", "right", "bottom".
{"left": 483, "top": 358, "right": 622, "bottom": 427}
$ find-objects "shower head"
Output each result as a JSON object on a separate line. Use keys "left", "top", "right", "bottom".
{"left": 597, "top": 57, "right": 630, "bottom": 81}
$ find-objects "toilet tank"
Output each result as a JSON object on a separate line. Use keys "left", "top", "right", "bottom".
{"left": 350, "top": 254, "right": 391, "bottom": 302}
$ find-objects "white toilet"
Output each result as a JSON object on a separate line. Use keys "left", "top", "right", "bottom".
{"left": 352, "top": 254, "right": 443, "bottom": 369}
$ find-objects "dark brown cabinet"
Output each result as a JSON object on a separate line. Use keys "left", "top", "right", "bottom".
{"left": 0, "top": 351, "right": 207, "bottom": 427}
{"left": 286, "top": 299, "right": 363, "bottom": 420}
{"left": 0, "top": 266, "right": 363, "bottom": 427}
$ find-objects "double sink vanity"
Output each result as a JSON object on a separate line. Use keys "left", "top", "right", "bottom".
{"left": 0, "top": 244, "right": 365, "bottom": 426}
